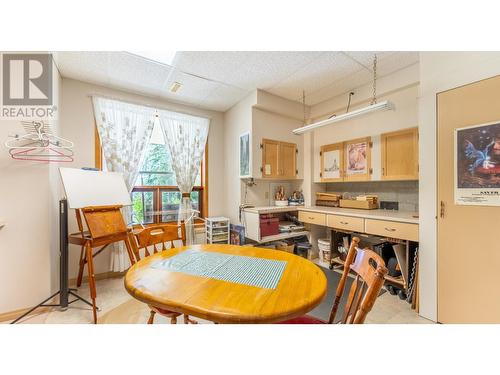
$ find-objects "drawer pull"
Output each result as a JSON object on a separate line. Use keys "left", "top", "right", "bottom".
{"left": 340, "top": 221, "right": 349, "bottom": 225}
{"left": 384, "top": 227, "right": 396, "bottom": 232}
{"left": 308, "top": 216, "right": 314, "bottom": 220}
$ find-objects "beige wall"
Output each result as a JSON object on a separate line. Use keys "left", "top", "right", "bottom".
{"left": 223, "top": 90, "right": 307, "bottom": 223}
{"left": 59, "top": 78, "right": 226, "bottom": 279}
{"left": 418, "top": 51, "right": 500, "bottom": 322}
{"left": 0, "top": 59, "right": 61, "bottom": 313}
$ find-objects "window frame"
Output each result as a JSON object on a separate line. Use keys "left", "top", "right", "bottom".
{"left": 94, "top": 123, "right": 209, "bottom": 226}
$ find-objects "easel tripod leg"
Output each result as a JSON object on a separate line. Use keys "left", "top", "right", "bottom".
{"left": 85, "top": 242, "right": 98, "bottom": 324}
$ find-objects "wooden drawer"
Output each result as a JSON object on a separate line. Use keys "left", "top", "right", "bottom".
{"left": 298, "top": 211, "right": 326, "bottom": 226}
{"left": 365, "top": 219, "right": 419, "bottom": 241}
{"left": 327, "top": 214, "right": 364, "bottom": 232}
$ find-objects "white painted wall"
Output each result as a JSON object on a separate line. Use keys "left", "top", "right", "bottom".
{"left": 0, "top": 59, "right": 61, "bottom": 314}
{"left": 418, "top": 51, "right": 500, "bottom": 322}
{"left": 59, "top": 78, "right": 226, "bottom": 280}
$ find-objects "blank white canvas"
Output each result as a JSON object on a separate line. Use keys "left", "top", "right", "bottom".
{"left": 59, "top": 168, "right": 132, "bottom": 209}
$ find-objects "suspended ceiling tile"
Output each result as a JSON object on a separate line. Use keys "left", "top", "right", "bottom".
{"left": 202, "top": 84, "right": 250, "bottom": 112}
{"left": 307, "top": 68, "right": 373, "bottom": 105}
{"left": 175, "top": 51, "right": 323, "bottom": 90}
{"left": 376, "top": 51, "right": 419, "bottom": 76}
{"left": 163, "top": 69, "right": 221, "bottom": 101}
{"left": 55, "top": 51, "right": 112, "bottom": 84}
{"left": 268, "top": 52, "right": 363, "bottom": 103}
{"left": 106, "top": 53, "right": 173, "bottom": 91}
{"left": 343, "top": 51, "right": 395, "bottom": 69}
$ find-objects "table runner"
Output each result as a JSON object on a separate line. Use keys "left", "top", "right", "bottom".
{"left": 151, "top": 249, "right": 287, "bottom": 289}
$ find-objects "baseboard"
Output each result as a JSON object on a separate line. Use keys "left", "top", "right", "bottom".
{"left": 1, "top": 270, "right": 126, "bottom": 323}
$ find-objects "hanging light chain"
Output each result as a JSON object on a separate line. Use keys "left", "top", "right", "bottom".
{"left": 371, "top": 54, "right": 377, "bottom": 105}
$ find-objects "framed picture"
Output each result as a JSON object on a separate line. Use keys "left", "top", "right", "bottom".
{"left": 239, "top": 131, "right": 250, "bottom": 178}
{"left": 230, "top": 224, "right": 245, "bottom": 245}
{"left": 455, "top": 121, "right": 500, "bottom": 206}
{"left": 344, "top": 137, "right": 371, "bottom": 181}
{"left": 320, "top": 142, "right": 343, "bottom": 181}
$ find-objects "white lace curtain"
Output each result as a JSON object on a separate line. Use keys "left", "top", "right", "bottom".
{"left": 92, "top": 96, "right": 155, "bottom": 271}
{"left": 158, "top": 110, "right": 210, "bottom": 244}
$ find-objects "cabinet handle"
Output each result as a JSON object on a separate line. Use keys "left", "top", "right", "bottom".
{"left": 308, "top": 216, "right": 314, "bottom": 220}
{"left": 340, "top": 221, "right": 349, "bottom": 225}
{"left": 384, "top": 227, "right": 396, "bottom": 232}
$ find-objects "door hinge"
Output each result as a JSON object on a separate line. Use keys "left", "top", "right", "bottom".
{"left": 260, "top": 167, "right": 263, "bottom": 173}
{"left": 440, "top": 201, "right": 445, "bottom": 218}
{"left": 369, "top": 141, "right": 373, "bottom": 148}
{"left": 260, "top": 143, "right": 263, "bottom": 149}
{"left": 369, "top": 168, "right": 373, "bottom": 174}
{"left": 296, "top": 169, "right": 298, "bottom": 175}
{"left": 319, "top": 151, "right": 322, "bottom": 156}
{"left": 296, "top": 149, "right": 298, "bottom": 154}
{"left": 320, "top": 172, "right": 323, "bottom": 177}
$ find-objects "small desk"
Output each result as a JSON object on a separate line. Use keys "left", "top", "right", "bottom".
{"left": 124, "top": 244, "right": 327, "bottom": 323}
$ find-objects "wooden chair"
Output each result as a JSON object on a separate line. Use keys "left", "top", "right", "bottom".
{"left": 79, "top": 205, "right": 137, "bottom": 324}
{"left": 129, "top": 223, "right": 197, "bottom": 324}
{"left": 278, "top": 237, "right": 388, "bottom": 324}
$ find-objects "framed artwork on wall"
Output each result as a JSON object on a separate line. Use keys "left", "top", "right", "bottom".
{"left": 239, "top": 131, "right": 250, "bottom": 178}
{"left": 344, "top": 137, "right": 371, "bottom": 181}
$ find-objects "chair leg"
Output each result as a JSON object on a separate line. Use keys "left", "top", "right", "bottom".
{"left": 85, "top": 243, "right": 98, "bottom": 324}
{"left": 183, "top": 314, "right": 198, "bottom": 324}
{"left": 147, "top": 310, "right": 156, "bottom": 324}
{"left": 170, "top": 316, "right": 177, "bottom": 324}
{"left": 76, "top": 245, "right": 86, "bottom": 287}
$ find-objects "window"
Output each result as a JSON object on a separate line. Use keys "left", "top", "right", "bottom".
{"left": 95, "top": 118, "right": 207, "bottom": 225}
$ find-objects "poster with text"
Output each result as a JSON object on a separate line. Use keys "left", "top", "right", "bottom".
{"left": 455, "top": 121, "right": 500, "bottom": 206}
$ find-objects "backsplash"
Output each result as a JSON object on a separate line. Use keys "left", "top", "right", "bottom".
{"left": 325, "top": 180, "right": 419, "bottom": 212}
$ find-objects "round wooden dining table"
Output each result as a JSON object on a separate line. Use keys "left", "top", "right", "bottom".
{"left": 124, "top": 244, "right": 327, "bottom": 323}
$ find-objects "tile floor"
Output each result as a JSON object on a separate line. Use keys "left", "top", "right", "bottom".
{"left": 6, "top": 276, "right": 432, "bottom": 324}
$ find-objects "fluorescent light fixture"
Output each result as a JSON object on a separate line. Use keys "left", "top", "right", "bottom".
{"left": 292, "top": 100, "right": 394, "bottom": 135}
{"left": 128, "top": 51, "right": 177, "bottom": 66}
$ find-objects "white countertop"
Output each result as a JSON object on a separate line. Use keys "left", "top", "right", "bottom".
{"left": 299, "top": 206, "right": 419, "bottom": 224}
{"left": 243, "top": 205, "right": 304, "bottom": 214}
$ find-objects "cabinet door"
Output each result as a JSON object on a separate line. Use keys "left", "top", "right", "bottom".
{"left": 381, "top": 127, "right": 418, "bottom": 180}
{"left": 280, "top": 141, "right": 297, "bottom": 178}
{"left": 261, "top": 139, "right": 280, "bottom": 178}
{"left": 343, "top": 137, "right": 372, "bottom": 181}
{"left": 320, "top": 143, "right": 344, "bottom": 182}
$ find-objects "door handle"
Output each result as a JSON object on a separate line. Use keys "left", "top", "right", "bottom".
{"left": 440, "top": 201, "right": 445, "bottom": 218}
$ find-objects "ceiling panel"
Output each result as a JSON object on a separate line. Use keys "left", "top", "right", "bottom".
{"left": 268, "top": 52, "right": 364, "bottom": 103}
{"left": 106, "top": 52, "right": 173, "bottom": 91}
{"left": 307, "top": 68, "right": 373, "bottom": 105}
{"left": 174, "top": 51, "right": 323, "bottom": 90}
{"left": 55, "top": 51, "right": 419, "bottom": 112}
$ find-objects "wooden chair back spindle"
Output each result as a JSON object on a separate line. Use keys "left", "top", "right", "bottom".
{"left": 329, "top": 237, "right": 388, "bottom": 324}
{"left": 130, "top": 223, "right": 186, "bottom": 262}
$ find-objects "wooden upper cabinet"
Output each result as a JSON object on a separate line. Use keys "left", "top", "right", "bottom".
{"left": 381, "top": 127, "right": 419, "bottom": 180}
{"left": 261, "top": 138, "right": 297, "bottom": 179}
